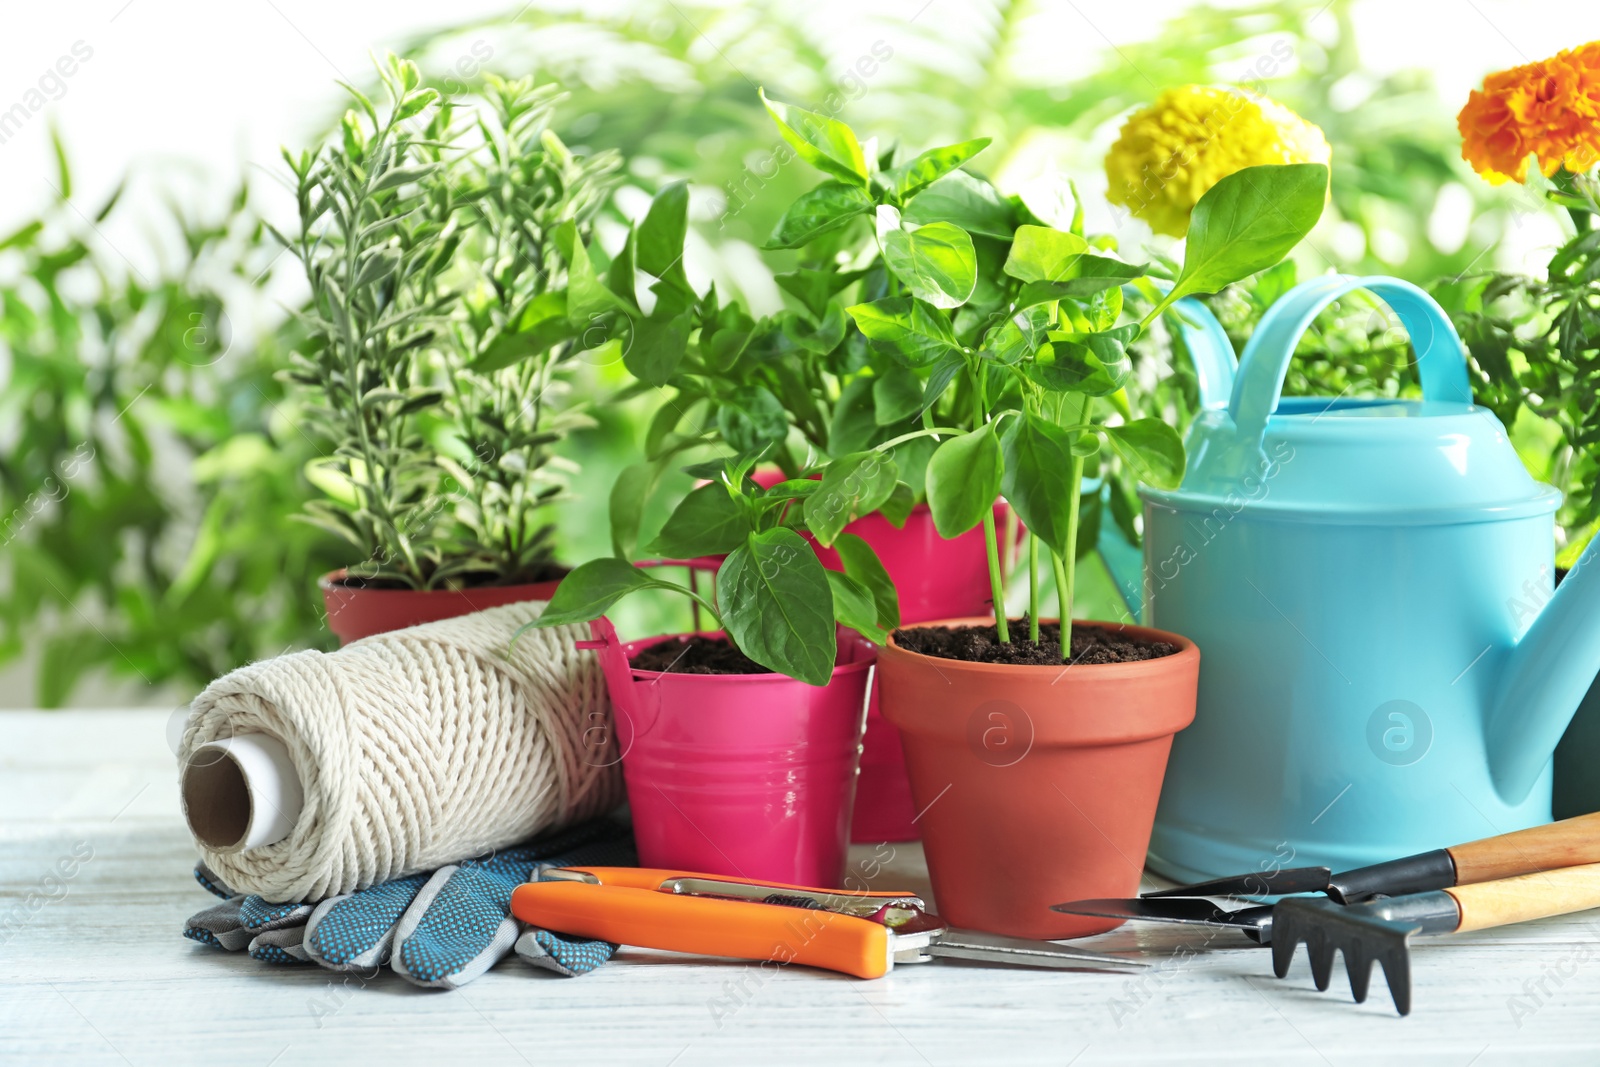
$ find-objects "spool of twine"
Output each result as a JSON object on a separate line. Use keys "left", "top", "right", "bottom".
{"left": 179, "top": 602, "right": 621, "bottom": 902}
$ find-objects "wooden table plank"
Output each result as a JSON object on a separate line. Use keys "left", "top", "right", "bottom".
{"left": 3, "top": 710, "right": 1599, "bottom": 1065}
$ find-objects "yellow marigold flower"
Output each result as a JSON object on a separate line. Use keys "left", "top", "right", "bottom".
{"left": 1459, "top": 41, "right": 1600, "bottom": 184}
{"left": 1104, "top": 85, "right": 1332, "bottom": 238}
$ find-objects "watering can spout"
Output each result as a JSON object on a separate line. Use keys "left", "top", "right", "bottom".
{"left": 1487, "top": 536, "right": 1600, "bottom": 805}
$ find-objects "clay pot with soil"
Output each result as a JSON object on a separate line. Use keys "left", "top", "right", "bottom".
{"left": 878, "top": 618, "right": 1197, "bottom": 938}
{"left": 320, "top": 566, "right": 567, "bottom": 644}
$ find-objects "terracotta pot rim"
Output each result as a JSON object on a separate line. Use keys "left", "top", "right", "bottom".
{"left": 621, "top": 630, "right": 877, "bottom": 685}
{"left": 884, "top": 615, "right": 1199, "bottom": 676}
{"left": 318, "top": 567, "right": 564, "bottom": 597}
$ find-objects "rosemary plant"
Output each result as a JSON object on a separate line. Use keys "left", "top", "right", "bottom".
{"left": 279, "top": 57, "right": 621, "bottom": 590}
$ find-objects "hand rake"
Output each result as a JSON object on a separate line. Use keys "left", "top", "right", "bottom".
{"left": 1272, "top": 859, "right": 1600, "bottom": 1015}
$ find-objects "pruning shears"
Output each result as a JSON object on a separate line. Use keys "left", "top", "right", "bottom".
{"left": 510, "top": 867, "right": 1147, "bottom": 979}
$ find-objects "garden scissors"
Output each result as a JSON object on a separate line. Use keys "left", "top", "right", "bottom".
{"left": 511, "top": 867, "right": 1148, "bottom": 979}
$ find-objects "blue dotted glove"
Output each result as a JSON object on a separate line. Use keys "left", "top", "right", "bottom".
{"left": 184, "top": 819, "right": 634, "bottom": 986}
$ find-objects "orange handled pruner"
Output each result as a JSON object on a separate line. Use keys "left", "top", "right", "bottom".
{"left": 509, "top": 867, "right": 1148, "bottom": 980}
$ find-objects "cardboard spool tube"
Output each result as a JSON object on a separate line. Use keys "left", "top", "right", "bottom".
{"left": 181, "top": 733, "right": 304, "bottom": 852}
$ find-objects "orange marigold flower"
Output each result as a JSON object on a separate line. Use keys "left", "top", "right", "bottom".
{"left": 1459, "top": 41, "right": 1600, "bottom": 184}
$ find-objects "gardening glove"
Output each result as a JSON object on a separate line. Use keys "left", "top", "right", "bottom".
{"left": 184, "top": 817, "right": 634, "bottom": 985}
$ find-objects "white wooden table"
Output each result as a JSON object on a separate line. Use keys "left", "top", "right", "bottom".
{"left": 4, "top": 709, "right": 1599, "bottom": 1065}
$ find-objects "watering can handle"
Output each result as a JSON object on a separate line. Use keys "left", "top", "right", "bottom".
{"left": 1169, "top": 295, "right": 1239, "bottom": 409}
{"left": 1148, "top": 284, "right": 1238, "bottom": 409}
{"left": 1227, "top": 275, "right": 1474, "bottom": 441}
{"left": 1094, "top": 293, "right": 1236, "bottom": 623}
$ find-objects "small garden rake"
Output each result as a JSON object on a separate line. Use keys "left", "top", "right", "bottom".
{"left": 1272, "top": 860, "right": 1600, "bottom": 1015}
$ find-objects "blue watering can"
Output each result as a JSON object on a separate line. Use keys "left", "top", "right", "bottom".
{"left": 1100, "top": 275, "right": 1600, "bottom": 882}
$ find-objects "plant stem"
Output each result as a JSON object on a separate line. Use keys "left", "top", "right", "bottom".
{"left": 1056, "top": 452, "right": 1086, "bottom": 661}
{"left": 983, "top": 507, "right": 1009, "bottom": 642}
{"left": 1027, "top": 532, "right": 1039, "bottom": 642}
{"left": 872, "top": 425, "right": 969, "bottom": 452}
{"left": 1050, "top": 550, "right": 1072, "bottom": 659}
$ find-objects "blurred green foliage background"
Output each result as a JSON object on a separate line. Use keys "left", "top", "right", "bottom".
{"left": 0, "top": 0, "right": 1574, "bottom": 705}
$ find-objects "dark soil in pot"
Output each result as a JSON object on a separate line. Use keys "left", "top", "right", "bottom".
{"left": 893, "top": 619, "right": 1179, "bottom": 665}
{"left": 630, "top": 635, "right": 773, "bottom": 675}
{"left": 331, "top": 561, "right": 570, "bottom": 592}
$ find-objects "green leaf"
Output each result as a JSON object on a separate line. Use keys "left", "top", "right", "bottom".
{"left": 0, "top": 220, "right": 43, "bottom": 252}
{"left": 394, "top": 88, "right": 439, "bottom": 121}
{"left": 566, "top": 233, "right": 630, "bottom": 322}
{"left": 981, "top": 307, "right": 1052, "bottom": 365}
{"left": 717, "top": 385, "right": 788, "bottom": 453}
{"left": 999, "top": 413, "right": 1079, "bottom": 558}
{"left": 926, "top": 423, "right": 1001, "bottom": 538}
{"left": 647, "top": 483, "right": 752, "bottom": 558}
{"left": 804, "top": 450, "right": 899, "bottom": 546}
{"left": 1016, "top": 269, "right": 1144, "bottom": 308}
{"left": 873, "top": 367, "right": 924, "bottom": 425}
{"left": 917, "top": 350, "right": 967, "bottom": 417}
{"left": 847, "top": 296, "right": 960, "bottom": 368}
{"left": 610, "top": 462, "right": 658, "bottom": 558}
{"left": 1031, "top": 328, "right": 1135, "bottom": 396}
{"left": 760, "top": 88, "right": 868, "bottom": 187}
{"left": 902, "top": 170, "right": 1015, "bottom": 239}
{"left": 529, "top": 558, "right": 657, "bottom": 627}
{"left": 880, "top": 481, "right": 916, "bottom": 526}
{"left": 887, "top": 138, "right": 991, "bottom": 201}
{"left": 833, "top": 531, "right": 900, "bottom": 631}
{"left": 776, "top": 267, "right": 865, "bottom": 320}
{"left": 637, "top": 181, "right": 691, "bottom": 292}
{"left": 827, "top": 570, "right": 886, "bottom": 643}
{"left": 50, "top": 125, "right": 71, "bottom": 200}
{"left": 781, "top": 303, "right": 846, "bottom": 354}
{"left": 1102, "top": 418, "right": 1186, "bottom": 491}
{"left": 474, "top": 297, "right": 578, "bottom": 372}
{"left": 606, "top": 228, "right": 638, "bottom": 308}
{"left": 1082, "top": 286, "right": 1124, "bottom": 332}
{"left": 369, "top": 163, "right": 441, "bottom": 193}
{"left": 1170, "top": 163, "right": 1328, "bottom": 299}
{"left": 827, "top": 377, "right": 879, "bottom": 456}
{"left": 883, "top": 222, "right": 977, "bottom": 309}
{"left": 1004, "top": 226, "right": 1091, "bottom": 283}
{"left": 766, "top": 181, "right": 874, "bottom": 250}
{"left": 703, "top": 301, "right": 757, "bottom": 371}
{"left": 625, "top": 311, "right": 691, "bottom": 386}
{"left": 718, "top": 529, "right": 837, "bottom": 685}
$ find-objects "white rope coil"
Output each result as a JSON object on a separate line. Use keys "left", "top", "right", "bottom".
{"left": 180, "top": 602, "right": 621, "bottom": 902}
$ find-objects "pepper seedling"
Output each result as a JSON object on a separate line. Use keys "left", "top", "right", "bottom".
{"left": 524, "top": 448, "right": 901, "bottom": 686}
{"left": 852, "top": 161, "right": 1330, "bottom": 652}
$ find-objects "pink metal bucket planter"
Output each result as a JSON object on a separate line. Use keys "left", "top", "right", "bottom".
{"left": 579, "top": 617, "right": 876, "bottom": 888}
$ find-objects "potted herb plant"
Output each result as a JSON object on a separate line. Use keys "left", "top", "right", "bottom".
{"left": 277, "top": 58, "right": 623, "bottom": 642}
{"left": 524, "top": 450, "right": 902, "bottom": 887}
{"left": 606, "top": 96, "right": 1039, "bottom": 842}
{"left": 866, "top": 162, "right": 1330, "bottom": 939}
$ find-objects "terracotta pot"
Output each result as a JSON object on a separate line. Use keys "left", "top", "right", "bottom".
{"left": 878, "top": 617, "right": 1199, "bottom": 939}
{"left": 318, "top": 568, "right": 564, "bottom": 645}
{"left": 581, "top": 618, "right": 873, "bottom": 887}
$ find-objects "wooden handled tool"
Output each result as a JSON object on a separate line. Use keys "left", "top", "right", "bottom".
{"left": 1147, "top": 809, "right": 1600, "bottom": 903}
{"left": 1445, "top": 812, "right": 1600, "bottom": 886}
{"left": 1271, "top": 860, "right": 1600, "bottom": 1015}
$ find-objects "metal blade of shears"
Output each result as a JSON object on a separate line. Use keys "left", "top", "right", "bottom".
{"left": 1051, "top": 898, "right": 1275, "bottom": 944}
{"left": 904, "top": 927, "right": 1148, "bottom": 971}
